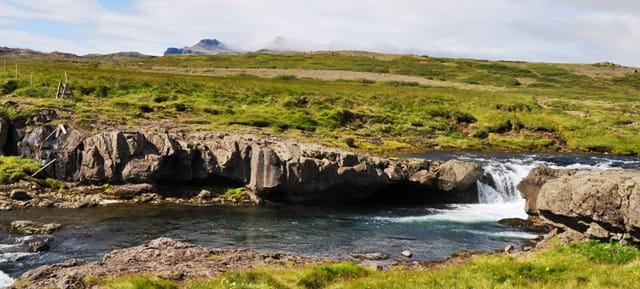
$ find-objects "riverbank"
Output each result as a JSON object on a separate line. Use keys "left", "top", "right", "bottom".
{"left": 3, "top": 153, "right": 640, "bottom": 288}
{"left": 9, "top": 237, "right": 640, "bottom": 289}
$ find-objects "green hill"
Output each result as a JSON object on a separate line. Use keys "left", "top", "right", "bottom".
{"left": 1, "top": 51, "right": 639, "bottom": 155}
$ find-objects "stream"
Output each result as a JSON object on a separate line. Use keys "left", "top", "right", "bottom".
{"left": 1, "top": 152, "right": 639, "bottom": 287}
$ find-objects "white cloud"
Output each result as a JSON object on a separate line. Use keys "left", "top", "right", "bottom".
{"left": 1, "top": 0, "right": 639, "bottom": 66}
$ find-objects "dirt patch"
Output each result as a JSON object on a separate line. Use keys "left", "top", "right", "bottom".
{"left": 145, "top": 67, "right": 506, "bottom": 92}
{"left": 516, "top": 77, "right": 537, "bottom": 85}
{"left": 572, "top": 63, "right": 636, "bottom": 78}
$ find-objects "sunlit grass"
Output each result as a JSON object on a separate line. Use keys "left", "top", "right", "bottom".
{"left": 96, "top": 241, "right": 640, "bottom": 289}
{"left": 1, "top": 53, "right": 639, "bottom": 155}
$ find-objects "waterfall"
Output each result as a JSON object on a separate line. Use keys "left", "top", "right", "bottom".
{"left": 475, "top": 158, "right": 541, "bottom": 204}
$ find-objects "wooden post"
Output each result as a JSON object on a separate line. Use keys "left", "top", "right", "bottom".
{"left": 30, "top": 73, "right": 33, "bottom": 88}
{"left": 55, "top": 80, "right": 62, "bottom": 99}
{"left": 15, "top": 63, "right": 18, "bottom": 78}
{"left": 61, "top": 83, "right": 67, "bottom": 99}
{"left": 31, "top": 159, "right": 56, "bottom": 177}
{"left": 64, "top": 72, "right": 68, "bottom": 83}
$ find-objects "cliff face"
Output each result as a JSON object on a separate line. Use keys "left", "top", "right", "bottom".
{"left": 518, "top": 166, "right": 640, "bottom": 243}
{"left": 14, "top": 124, "right": 484, "bottom": 204}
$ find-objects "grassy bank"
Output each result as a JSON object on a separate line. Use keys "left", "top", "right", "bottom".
{"left": 88, "top": 241, "right": 640, "bottom": 289}
{"left": 1, "top": 51, "right": 639, "bottom": 155}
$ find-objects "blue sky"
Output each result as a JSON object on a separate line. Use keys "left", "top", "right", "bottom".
{"left": 1, "top": 0, "right": 639, "bottom": 67}
{"left": 98, "top": 0, "right": 130, "bottom": 12}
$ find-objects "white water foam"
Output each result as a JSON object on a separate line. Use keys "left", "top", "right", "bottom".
{"left": 467, "top": 229, "right": 539, "bottom": 239}
{"left": 378, "top": 155, "right": 627, "bottom": 230}
{"left": 0, "top": 252, "right": 35, "bottom": 263}
{"left": 377, "top": 200, "right": 528, "bottom": 224}
{"left": 0, "top": 270, "right": 13, "bottom": 288}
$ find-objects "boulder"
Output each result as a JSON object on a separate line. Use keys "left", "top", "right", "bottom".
{"left": 24, "top": 235, "right": 54, "bottom": 252}
{"left": 350, "top": 252, "right": 389, "bottom": 261}
{"left": 436, "top": 160, "right": 483, "bottom": 192}
{"left": 10, "top": 189, "right": 31, "bottom": 201}
{"left": 10, "top": 220, "right": 61, "bottom": 235}
{"left": 518, "top": 166, "right": 640, "bottom": 243}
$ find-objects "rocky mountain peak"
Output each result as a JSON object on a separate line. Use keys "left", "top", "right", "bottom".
{"left": 194, "top": 39, "right": 223, "bottom": 49}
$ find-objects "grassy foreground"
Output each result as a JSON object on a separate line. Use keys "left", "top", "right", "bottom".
{"left": 1, "top": 51, "right": 640, "bottom": 155}
{"left": 90, "top": 241, "right": 640, "bottom": 289}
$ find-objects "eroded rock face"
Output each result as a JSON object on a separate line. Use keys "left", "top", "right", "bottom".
{"left": 17, "top": 127, "right": 484, "bottom": 204}
{"left": 518, "top": 166, "right": 640, "bottom": 242}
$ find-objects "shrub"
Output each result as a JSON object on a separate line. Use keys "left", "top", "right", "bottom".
{"left": 139, "top": 104, "right": 153, "bottom": 113}
{"left": 275, "top": 74, "right": 297, "bottom": 81}
{"left": 96, "top": 85, "right": 110, "bottom": 97}
{"left": 473, "top": 129, "right": 489, "bottom": 139}
{"left": 344, "top": 137, "right": 357, "bottom": 148}
{"left": 203, "top": 108, "right": 220, "bottom": 115}
{"left": 451, "top": 111, "right": 477, "bottom": 123}
{"left": 174, "top": 103, "right": 188, "bottom": 112}
{"left": 1, "top": 79, "right": 19, "bottom": 94}
{"left": 153, "top": 95, "right": 169, "bottom": 103}
{"left": 385, "top": 81, "right": 419, "bottom": 87}
{"left": 79, "top": 85, "right": 96, "bottom": 96}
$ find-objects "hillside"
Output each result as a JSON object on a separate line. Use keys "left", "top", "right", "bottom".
{"left": 1, "top": 51, "right": 639, "bottom": 155}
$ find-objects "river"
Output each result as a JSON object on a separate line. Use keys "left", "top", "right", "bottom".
{"left": 1, "top": 152, "right": 639, "bottom": 287}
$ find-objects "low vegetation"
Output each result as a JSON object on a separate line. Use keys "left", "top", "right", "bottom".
{"left": 0, "top": 156, "right": 40, "bottom": 183}
{"left": 1, "top": 51, "right": 639, "bottom": 155}
{"left": 92, "top": 241, "right": 640, "bottom": 289}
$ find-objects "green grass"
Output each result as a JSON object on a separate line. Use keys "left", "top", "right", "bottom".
{"left": 222, "top": 187, "right": 247, "bottom": 200}
{"left": 103, "top": 276, "right": 179, "bottom": 289}
{"left": 96, "top": 241, "right": 640, "bottom": 289}
{"left": 1, "top": 52, "right": 639, "bottom": 155}
{"left": 0, "top": 156, "right": 41, "bottom": 183}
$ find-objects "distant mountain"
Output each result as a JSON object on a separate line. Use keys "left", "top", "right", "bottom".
{"left": 164, "top": 39, "right": 238, "bottom": 55}
{"left": 164, "top": 37, "right": 330, "bottom": 55}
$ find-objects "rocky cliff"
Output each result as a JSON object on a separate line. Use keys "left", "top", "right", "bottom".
{"left": 10, "top": 122, "right": 484, "bottom": 204}
{"left": 518, "top": 166, "right": 640, "bottom": 243}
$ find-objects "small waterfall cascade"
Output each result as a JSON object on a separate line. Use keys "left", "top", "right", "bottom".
{"left": 470, "top": 153, "right": 640, "bottom": 205}
{"left": 475, "top": 159, "right": 540, "bottom": 204}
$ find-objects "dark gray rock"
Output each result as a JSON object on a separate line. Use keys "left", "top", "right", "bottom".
{"left": 24, "top": 235, "right": 54, "bottom": 252}
{"left": 10, "top": 189, "right": 31, "bottom": 200}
